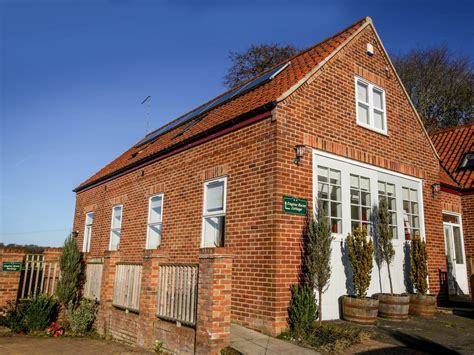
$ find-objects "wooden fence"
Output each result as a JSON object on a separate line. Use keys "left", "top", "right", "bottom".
{"left": 19, "top": 254, "right": 59, "bottom": 300}
{"left": 83, "top": 262, "right": 104, "bottom": 301}
{"left": 113, "top": 264, "right": 142, "bottom": 312}
{"left": 156, "top": 264, "right": 198, "bottom": 326}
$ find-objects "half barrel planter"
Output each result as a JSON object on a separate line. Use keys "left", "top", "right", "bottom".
{"left": 376, "top": 294, "right": 410, "bottom": 320}
{"left": 409, "top": 294, "right": 436, "bottom": 317}
{"left": 342, "top": 296, "right": 379, "bottom": 325}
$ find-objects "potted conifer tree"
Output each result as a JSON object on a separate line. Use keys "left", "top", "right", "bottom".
{"left": 342, "top": 225, "right": 379, "bottom": 324}
{"left": 375, "top": 198, "right": 409, "bottom": 320}
{"left": 409, "top": 233, "right": 436, "bottom": 317}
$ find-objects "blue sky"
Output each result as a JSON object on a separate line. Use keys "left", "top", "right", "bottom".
{"left": 1, "top": 0, "right": 473, "bottom": 247}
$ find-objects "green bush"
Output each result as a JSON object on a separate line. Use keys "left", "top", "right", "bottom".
{"left": 1, "top": 300, "right": 28, "bottom": 333}
{"left": 24, "top": 294, "right": 59, "bottom": 331}
{"left": 67, "top": 298, "right": 98, "bottom": 333}
{"left": 288, "top": 284, "right": 316, "bottom": 337}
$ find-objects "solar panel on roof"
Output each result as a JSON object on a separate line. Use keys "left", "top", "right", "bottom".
{"left": 134, "top": 62, "right": 290, "bottom": 148}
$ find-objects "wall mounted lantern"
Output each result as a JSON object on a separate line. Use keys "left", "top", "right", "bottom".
{"left": 431, "top": 183, "right": 441, "bottom": 197}
{"left": 293, "top": 145, "right": 306, "bottom": 165}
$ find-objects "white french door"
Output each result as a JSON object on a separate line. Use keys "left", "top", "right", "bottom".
{"left": 443, "top": 213, "right": 468, "bottom": 295}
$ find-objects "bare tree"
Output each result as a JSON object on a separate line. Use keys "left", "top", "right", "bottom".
{"left": 393, "top": 45, "right": 473, "bottom": 131}
{"left": 223, "top": 43, "right": 298, "bottom": 88}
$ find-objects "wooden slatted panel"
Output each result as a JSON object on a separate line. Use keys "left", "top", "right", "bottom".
{"left": 113, "top": 264, "right": 142, "bottom": 312}
{"left": 156, "top": 264, "right": 198, "bottom": 326}
{"left": 18, "top": 255, "right": 60, "bottom": 300}
{"left": 83, "top": 263, "right": 104, "bottom": 301}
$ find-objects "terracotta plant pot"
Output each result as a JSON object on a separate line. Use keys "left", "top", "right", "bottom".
{"left": 342, "top": 295, "right": 379, "bottom": 325}
{"left": 376, "top": 293, "right": 410, "bottom": 320}
{"left": 409, "top": 294, "right": 436, "bottom": 317}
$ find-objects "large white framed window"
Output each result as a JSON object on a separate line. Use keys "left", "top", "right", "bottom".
{"left": 313, "top": 151, "right": 424, "bottom": 243}
{"left": 201, "top": 177, "right": 227, "bottom": 248}
{"left": 355, "top": 77, "right": 387, "bottom": 134}
{"left": 83, "top": 212, "right": 94, "bottom": 253}
{"left": 146, "top": 194, "right": 163, "bottom": 249}
{"left": 109, "top": 205, "right": 123, "bottom": 251}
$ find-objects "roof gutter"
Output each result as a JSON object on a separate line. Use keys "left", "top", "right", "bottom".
{"left": 74, "top": 102, "right": 276, "bottom": 193}
{"left": 440, "top": 183, "right": 474, "bottom": 195}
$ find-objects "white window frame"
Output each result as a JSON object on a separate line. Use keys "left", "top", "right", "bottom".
{"left": 442, "top": 211, "right": 466, "bottom": 265}
{"left": 201, "top": 177, "right": 227, "bottom": 248}
{"left": 313, "top": 150, "right": 425, "bottom": 245}
{"left": 83, "top": 212, "right": 94, "bottom": 253}
{"left": 355, "top": 76, "right": 387, "bottom": 135}
{"left": 109, "top": 205, "right": 123, "bottom": 251}
{"left": 146, "top": 194, "right": 164, "bottom": 249}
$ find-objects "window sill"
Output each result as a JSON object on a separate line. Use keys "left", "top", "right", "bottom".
{"left": 356, "top": 122, "right": 388, "bottom": 136}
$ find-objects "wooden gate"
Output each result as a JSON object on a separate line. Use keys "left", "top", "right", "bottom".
{"left": 18, "top": 254, "right": 60, "bottom": 300}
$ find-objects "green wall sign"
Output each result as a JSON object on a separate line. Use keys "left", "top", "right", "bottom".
{"left": 283, "top": 196, "right": 308, "bottom": 215}
{"left": 2, "top": 262, "right": 22, "bottom": 272}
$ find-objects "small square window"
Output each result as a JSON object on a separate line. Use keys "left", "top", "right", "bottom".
{"left": 355, "top": 77, "right": 387, "bottom": 134}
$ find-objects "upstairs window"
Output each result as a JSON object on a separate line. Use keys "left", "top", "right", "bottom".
{"left": 109, "top": 205, "right": 123, "bottom": 251}
{"left": 202, "top": 177, "right": 227, "bottom": 248}
{"left": 459, "top": 152, "right": 474, "bottom": 170}
{"left": 83, "top": 212, "right": 94, "bottom": 253}
{"left": 146, "top": 194, "right": 163, "bottom": 249}
{"left": 355, "top": 77, "right": 387, "bottom": 134}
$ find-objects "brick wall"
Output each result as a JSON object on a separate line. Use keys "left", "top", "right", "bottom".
{"left": 271, "top": 24, "right": 445, "bottom": 330}
{"left": 0, "top": 247, "right": 63, "bottom": 312}
{"left": 74, "top": 116, "right": 278, "bottom": 335}
{"left": 0, "top": 248, "right": 25, "bottom": 311}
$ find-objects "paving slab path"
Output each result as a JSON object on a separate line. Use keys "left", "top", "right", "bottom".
{"left": 230, "top": 324, "right": 320, "bottom": 355}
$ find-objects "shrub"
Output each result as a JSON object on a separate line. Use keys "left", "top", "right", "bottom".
{"left": 288, "top": 284, "right": 316, "bottom": 337}
{"left": 410, "top": 233, "right": 428, "bottom": 295}
{"left": 67, "top": 298, "right": 98, "bottom": 333}
{"left": 304, "top": 199, "right": 333, "bottom": 325}
{"left": 346, "top": 225, "right": 374, "bottom": 298}
{"left": 1, "top": 300, "right": 28, "bottom": 333}
{"left": 56, "top": 235, "right": 83, "bottom": 308}
{"left": 23, "top": 294, "right": 59, "bottom": 331}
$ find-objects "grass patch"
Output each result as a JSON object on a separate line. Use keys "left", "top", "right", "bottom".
{"left": 279, "top": 322, "right": 369, "bottom": 353}
{"left": 220, "top": 346, "right": 243, "bottom": 355}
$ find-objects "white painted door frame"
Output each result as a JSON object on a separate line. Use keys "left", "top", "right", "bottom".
{"left": 443, "top": 211, "right": 468, "bottom": 295}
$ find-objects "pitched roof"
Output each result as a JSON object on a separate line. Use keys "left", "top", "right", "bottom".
{"left": 75, "top": 17, "right": 370, "bottom": 192}
{"left": 430, "top": 123, "right": 474, "bottom": 189}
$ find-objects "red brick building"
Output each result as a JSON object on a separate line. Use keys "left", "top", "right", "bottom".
{"left": 431, "top": 123, "right": 473, "bottom": 297}
{"left": 72, "top": 17, "right": 450, "bottom": 352}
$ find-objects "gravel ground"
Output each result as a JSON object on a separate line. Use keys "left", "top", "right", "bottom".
{"left": 0, "top": 333, "right": 153, "bottom": 354}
